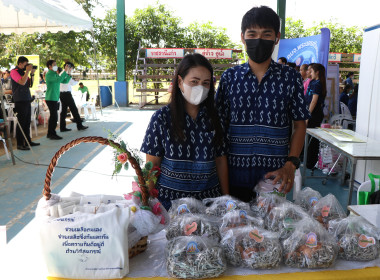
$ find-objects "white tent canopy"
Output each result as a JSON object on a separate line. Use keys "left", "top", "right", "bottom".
{"left": 0, "top": 0, "right": 93, "bottom": 34}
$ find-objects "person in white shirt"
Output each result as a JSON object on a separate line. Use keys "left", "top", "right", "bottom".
{"left": 59, "top": 62, "right": 88, "bottom": 132}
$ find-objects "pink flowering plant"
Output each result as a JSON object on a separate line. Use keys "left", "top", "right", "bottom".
{"left": 108, "top": 132, "right": 161, "bottom": 210}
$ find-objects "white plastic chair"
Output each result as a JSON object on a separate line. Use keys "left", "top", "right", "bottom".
{"left": 339, "top": 102, "right": 356, "bottom": 129}
{"left": 39, "top": 100, "right": 49, "bottom": 128}
{"left": 4, "top": 102, "right": 17, "bottom": 138}
{"left": 0, "top": 123, "right": 10, "bottom": 160}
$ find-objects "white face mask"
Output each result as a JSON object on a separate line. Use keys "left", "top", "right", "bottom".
{"left": 180, "top": 82, "right": 209, "bottom": 105}
{"left": 52, "top": 65, "right": 58, "bottom": 71}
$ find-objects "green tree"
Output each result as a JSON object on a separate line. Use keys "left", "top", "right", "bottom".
{"left": 285, "top": 17, "right": 363, "bottom": 53}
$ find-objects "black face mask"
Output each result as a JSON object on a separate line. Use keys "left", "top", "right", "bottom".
{"left": 245, "top": 38, "right": 275, "bottom": 64}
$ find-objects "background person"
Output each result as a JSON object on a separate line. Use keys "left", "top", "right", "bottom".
{"left": 78, "top": 82, "right": 90, "bottom": 102}
{"left": 45, "top": 60, "right": 71, "bottom": 140}
{"left": 59, "top": 62, "right": 88, "bottom": 132}
{"left": 10, "top": 56, "right": 40, "bottom": 150}
{"left": 339, "top": 84, "right": 352, "bottom": 113}
{"left": 140, "top": 53, "right": 229, "bottom": 210}
{"left": 305, "top": 63, "right": 326, "bottom": 169}
{"left": 278, "top": 57, "right": 287, "bottom": 65}
{"left": 348, "top": 83, "right": 358, "bottom": 118}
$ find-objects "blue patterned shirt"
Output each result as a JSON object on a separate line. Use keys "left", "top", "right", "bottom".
{"left": 140, "top": 105, "right": 226, "bottom": 210}
{"left": 215, "top": 61, "right": 310, "bottom": 189}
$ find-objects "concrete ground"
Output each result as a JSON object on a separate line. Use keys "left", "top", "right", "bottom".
{"left": 0, "top": 105, "right": 356, "bottom": 244}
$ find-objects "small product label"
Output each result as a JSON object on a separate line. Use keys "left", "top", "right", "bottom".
{"left": 358, "top": 234, "right": 376, "bottom": 248}
{"left": 249, "top": 228, "right": 264, "bottom": 243}
{"left": 321, "top": 206, "right": 330, "bottom": 217}
{"left": 184, "top": 222, "right": 197, "bottom": 236}
{"left": 177, "top": 204, "right": 190, "bottom": 215}
{"left": 186, "top": 241, "right": 200, "bottom": 254}
{"left": 309, "top": 197, "right": 318, "bottom": 207}
{"left": 306, "top": 232, "right": 318, "bottom": 248}
{"left": 239, "top": 210, "right": 247, "bottom": 219}
{"left": 226, "top": 200, "right": 237, "bottom": 212}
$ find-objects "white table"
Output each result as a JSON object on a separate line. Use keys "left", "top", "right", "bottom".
{"left": 302, "top": 128, "right": 380, "bottom": 208}
{"left": 347, "top": 204, "right": 380, "bottom": 229}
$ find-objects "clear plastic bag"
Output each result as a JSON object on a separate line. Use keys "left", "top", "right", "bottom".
{"left": 310, "top": 194, "right": 347, "bottom": 229}
{"left": 264, "top": 201, "right": 309, "bottom": 240}
{"left": 328, "top": 215, "right": 380, "bottom": 261}
{"left": 219, "top": 210, "right": 264, "bottom": 237}
{"left": 283, "top": 218, "right": 338, "bottom": 268}
{"left": 166, "top": 213, "right": 221, "bottom": 243}
{"left": 250, "top": 193, "right": 286, "bottom": 218}
{"left": 168, "top": 197, "right": 206, "bottom": 220}
{"left": 221, "top": 226, "right": 282, "bottom": 269}
{"left": 166, "top": 236, "right": 227, "bottom": 279}
{"left": 203, "top": 195, "right": 250, "bottom": 217}
{"left": 294, "top": 187, "right": 322, "bottom": 211}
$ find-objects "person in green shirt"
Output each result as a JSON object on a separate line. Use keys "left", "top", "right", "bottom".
{"left": 78, "top": 82, "right": 90, "bottom": 102}
{"left": 45, "top": 60, "right": 71, "bottom": 140}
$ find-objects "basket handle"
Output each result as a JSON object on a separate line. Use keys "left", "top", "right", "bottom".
{"left": 43, "top": 136, "right": 149, "bottom": 206}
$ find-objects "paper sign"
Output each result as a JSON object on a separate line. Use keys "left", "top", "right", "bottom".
{"left": 145, "top": 48, "right": 184, "bottom": 58}
{"left": 195, "top": 48, "right": 233, "bottom": 59}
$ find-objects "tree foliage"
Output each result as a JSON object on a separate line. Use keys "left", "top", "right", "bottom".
{"left": 285, "top": 17, "right": 363, "bottom": 53}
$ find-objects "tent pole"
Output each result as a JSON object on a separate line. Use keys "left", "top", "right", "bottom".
{"left": 91, "top": 29, "right": 102, "bottom": 116}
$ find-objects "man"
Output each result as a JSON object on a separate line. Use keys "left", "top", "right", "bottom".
{"left": 78, "top": 82, "right": 90, "bottom": 102}
{"left": 300, "top": 64, "right": 310, "bottom": 95}
{"left": 45, "top": 60, "right": 71, "bottom": 140}
{"left": 59, "top": 62, "right": 88, "bottom": 132}
{"left": 215, "top": 6, "right": 310, "bottom": 202}
{"left": 344, "top": 72, "right": 354, "bottom": 87}
{"left": 277, "top": 57, "right": 287, "bottom": 65}
{"left": 10, "top": 56, "right": 40, "bottom": 150}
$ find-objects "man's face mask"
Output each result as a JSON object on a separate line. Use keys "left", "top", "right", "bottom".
{"left": 245, "top": 38, "right": 275, "bottom": 64}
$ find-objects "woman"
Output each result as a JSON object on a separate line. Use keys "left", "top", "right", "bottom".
{"left": 305, "top": 63, "right": 326, "bottom": 169}
{"left": 140, "top": 53, "right": 229, "bottom": 210}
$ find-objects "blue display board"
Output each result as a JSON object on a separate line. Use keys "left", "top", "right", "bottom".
{"left": 277, "top": 28, "right": 331, "bottom": 70}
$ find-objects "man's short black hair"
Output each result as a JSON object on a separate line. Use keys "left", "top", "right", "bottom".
{"left": 46, "top": 60, "right": 56, "bottom": 68}
{"left": 347, "top": 72, "right": 354, "bottom": 78}
{"left": 278, "top": 57, "right": 287, "bottom": 64}
{"left": 79, "top": 82, "right": 83, "bottom": 86}
{"left": 64, "top": 61, "right": 74, "bottom": 68}
{"left": 17, "top": 56, "right": 29, "bottom": 65}
{"left": 241, "top": 6, "right": 280, "bottom": 35}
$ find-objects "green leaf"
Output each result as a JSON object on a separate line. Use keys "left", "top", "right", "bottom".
{"left": 115, "top": 163, "right": 122, "bottom": 174}
{"left": 124, "top": 162, "right": 129, "bottom": 170}
{"left": 145, "top": 161, "right": 153, "bottom": 171}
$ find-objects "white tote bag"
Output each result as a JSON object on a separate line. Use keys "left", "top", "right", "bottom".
{"left": 40, "top": 206, "right": 130, "bottom": 279}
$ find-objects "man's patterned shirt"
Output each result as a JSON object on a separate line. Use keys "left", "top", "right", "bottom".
{"left": 215, "top": 60, "right": 310, "bottom": 188}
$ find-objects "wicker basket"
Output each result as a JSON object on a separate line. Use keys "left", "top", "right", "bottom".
{"left": 42, "top": 136, "right": 149, "bottom": 258}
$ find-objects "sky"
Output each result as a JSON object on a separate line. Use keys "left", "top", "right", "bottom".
{"left": 96, "top": 0, "right": 380, "bottom": 44}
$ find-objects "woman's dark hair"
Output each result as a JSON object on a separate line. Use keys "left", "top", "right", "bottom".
{"left": 241, "top": 6, "right": 280, "bottom": 35}
{"left": 170, "top": 53, "right": 223, "bottom": 147}
{"left": 311, "top": 63, "right": 327, "bottom": 99}
{"left": 343, "top": 84, "right": 352, "bottom": 93}
{"left": 347, "top": 72, "right": 354, "bottom": 78}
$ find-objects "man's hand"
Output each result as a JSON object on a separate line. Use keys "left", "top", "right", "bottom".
{"left": 25, "top": 64, "right": 33, "bottom": 72}
{"left": 31, "top": 68, "right": 36, "bottom": 74}
{"left": 64, "top": 64, "right": 70, "bottom": 72}
{"left": 265, "top": 161, "right": 296, "bottom": 193}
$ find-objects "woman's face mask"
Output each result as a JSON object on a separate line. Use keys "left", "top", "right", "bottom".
{"left": 52, "top": 65, "right": 58, "bottom": 71}
{"left": 180, "top": 82, "right": 209, "bottom": 105}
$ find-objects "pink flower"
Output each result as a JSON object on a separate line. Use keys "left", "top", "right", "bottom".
{"left": 152, "top": 202, "right": 162, "bottom": 215}
{"left": 132, "top": 181, "right": 141, "bottom": 192}
{"left": 117, "top": 153, "right": 128, "bottom": 164}
{"left": 124, "top": 193, "right": 133, "bottom": 200}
